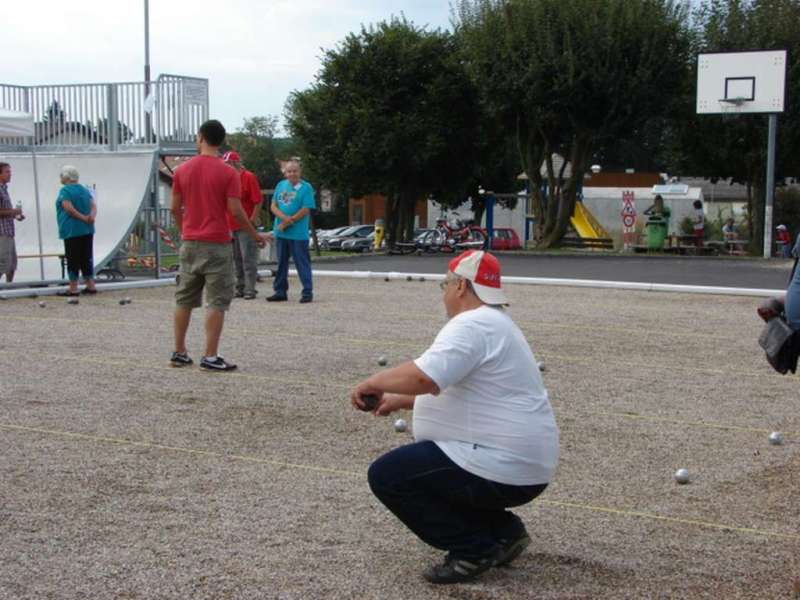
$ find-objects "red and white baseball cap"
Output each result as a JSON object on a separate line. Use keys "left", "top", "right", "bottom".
{"left": 448, "top": 250, "right": 509, "bottom": 305}
{"left": 223, "top": 151, "right": 241, "bottom": 163}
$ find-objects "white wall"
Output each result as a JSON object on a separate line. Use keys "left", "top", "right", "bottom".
{"left": 581, "top": 187, "right": 704, "bottom": 237}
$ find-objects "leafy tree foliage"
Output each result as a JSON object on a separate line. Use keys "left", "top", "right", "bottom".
{"left": 286, "top": 18, "right": 482, "bottom": 242}
{"left": 456, "top": 0, "right": 692, "bottom": 247}
{"left": 224, "top": 116, "right": 298, "bottom": 190}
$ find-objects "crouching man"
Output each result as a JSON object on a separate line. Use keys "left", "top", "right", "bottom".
{"left": 351, "top": 250, "right": 559, "bottom": 584}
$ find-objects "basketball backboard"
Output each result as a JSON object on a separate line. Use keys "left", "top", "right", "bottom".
{"left": 696, "top": 50, "right": 787, "bottom": 114}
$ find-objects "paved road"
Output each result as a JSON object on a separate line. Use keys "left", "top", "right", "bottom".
{"left": 314, "top": 253, "right": 792, "bottom": 290}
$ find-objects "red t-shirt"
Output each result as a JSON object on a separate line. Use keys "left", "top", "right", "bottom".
{"left": 227, "top": 169, "right": 263, "bottom": 231}
{"left": 173, "top": 155, "right": 241, "bottom": 243}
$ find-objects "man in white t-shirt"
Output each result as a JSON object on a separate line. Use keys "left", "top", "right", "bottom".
{"left": 351, "top": 250, "right": 559, "bottom": 585}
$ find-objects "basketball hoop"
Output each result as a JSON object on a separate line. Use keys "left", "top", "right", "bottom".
{"left": 718, "top": 96, "right": 749, "bottom": 117}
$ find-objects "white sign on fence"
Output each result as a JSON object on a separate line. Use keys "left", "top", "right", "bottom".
{"left": 183, "top": 80, "right": 208, "bottom": 105}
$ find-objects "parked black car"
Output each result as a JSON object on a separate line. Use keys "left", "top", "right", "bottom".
{"left": 324, "top": 225, "right": 375, "bottom": 250}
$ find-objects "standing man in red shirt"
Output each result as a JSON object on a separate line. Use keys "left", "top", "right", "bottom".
{"left": 170, "top": 120, "right": 267, "bottom": 371}
{"left": 223, "top": 151, "right": 263, "bottom": 299}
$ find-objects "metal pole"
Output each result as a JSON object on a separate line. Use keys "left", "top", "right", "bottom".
{"left": 763, "top": 114, "right": 777, "bottom": 259}
{"left": 30, "top": 147, "right": 45, "bottom": 280}
{"left": 144, "top": 0, "right": 153, "bottom": 143}
{"left": 151, "top": 160, "right": 160, "bottom": 279}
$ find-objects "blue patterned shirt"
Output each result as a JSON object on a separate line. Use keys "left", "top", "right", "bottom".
{"left": 0, "top": 183, "right": 14, "bottom": 237}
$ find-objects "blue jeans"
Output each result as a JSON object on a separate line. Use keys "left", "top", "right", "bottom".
{"left": 273, "top": 237, "right": 312, "bottom": 299}
{"left": 785, "top": 264, "right": 800, "bottom": 330}
{"left": 368, "top": 441, "right": 547, "bottom": 560}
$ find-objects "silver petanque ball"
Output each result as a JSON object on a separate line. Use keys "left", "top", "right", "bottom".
{"left": 674, "top": 468, "right": 690, "bottom": 484}
{"left": 419, "top": 276, "right": 425, "bottom": 282}
{"left": 67, "top": 297, "right": 79, "bottom": 305}
{"left": 124, "top": 297, "right": 132, "bottom": 304}
{"left": 119, "top": 299, "right": 127, "bottom": 305}
{"left": 394, "top": 418, "right": 407, "bottom": 433}
{"left": 38, "top": 301, "right": 46, "bottom": 308}
{"left": 768, "top": 431, "right": 784, "bottom": 445}
{"left": 377, "top": 356, "right": 388, "bottom": 366}
{"left": 406, "top": 275, "right": 413, "bottom": 281}
{"left": 537, "top": 361, "right": 546, "bottom": 372}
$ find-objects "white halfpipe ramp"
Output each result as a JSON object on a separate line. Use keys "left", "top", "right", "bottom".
{"left": 0, "top": 150, "right": 155, "bottom": 283}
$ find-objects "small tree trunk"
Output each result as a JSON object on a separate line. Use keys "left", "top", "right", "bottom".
{"left": 404, "top": 197, "right": 416, "bottom": 241}
{"left": 472, "top": 198, "right": 486, "bottom": 227}
{"left": 385, "top": 194, "right": 400, "bottom": 245}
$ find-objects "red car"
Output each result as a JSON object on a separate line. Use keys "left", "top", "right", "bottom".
{"left": 480, "top": 227, "right": 522, "bottom": 250}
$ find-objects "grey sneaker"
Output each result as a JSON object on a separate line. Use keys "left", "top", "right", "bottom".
{"left": 200, "top": 356, "right": 237, "bottom": 371}
{"left": 422, "top": 554, "right": 495, "bottom": 584}
{"left": 170, "top": 351, "right": 193, "bottom": 367}
{"left": 494, "top": 533, "right": 531, "bottom": 567}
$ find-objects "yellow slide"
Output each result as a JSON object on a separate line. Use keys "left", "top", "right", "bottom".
{"left": 571, "top": 201, "right": 610, "bottom": 239}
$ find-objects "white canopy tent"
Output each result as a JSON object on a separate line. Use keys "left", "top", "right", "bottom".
{"left": 0, "top": 109, "right": 45, "bottom": 279}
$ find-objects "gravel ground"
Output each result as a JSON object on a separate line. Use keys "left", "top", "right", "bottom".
{"left": 1, "top": 277, "right": 798, "bottom": 599}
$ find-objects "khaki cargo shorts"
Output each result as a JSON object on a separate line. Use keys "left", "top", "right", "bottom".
{"left": 0, "top": 235, "right": 17, "bottom": 275}
{"left": 175, "top": 240, "right": 234, "bottom": 311}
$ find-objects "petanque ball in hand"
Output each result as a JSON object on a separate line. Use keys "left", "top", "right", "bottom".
{"left": 360, "top": 394, "right": 379, "bottom": 412}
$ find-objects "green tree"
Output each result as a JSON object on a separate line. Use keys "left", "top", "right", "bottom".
{"left": 456, "top": 0, "right": 692, "bottom": 247}
{"left": 286, "top": 18, "right": 482, "bottom": 242}
{"left": 676, "top": 0, "right": 800, "bottom": 253}
{"left": 224, "top": 116, "right": 299, "bottom": 189}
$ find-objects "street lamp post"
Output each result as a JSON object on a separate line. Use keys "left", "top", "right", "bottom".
{"left": 144, "top": 0, "right": 152, "bottom": 142}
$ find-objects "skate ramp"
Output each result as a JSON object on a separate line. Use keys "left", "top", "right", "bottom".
{"left": 0, "top": 150, "right": 155, "bottom": 283}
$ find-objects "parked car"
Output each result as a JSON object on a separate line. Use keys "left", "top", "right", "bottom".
{"left": 341, "top": 231, "right": 378, "bottom": 253}
{"left": 480, "top": 227, "right": 522, "bottom": 251}
{"left": 324, "top": 224, "right": 375, "bottom": 250}
{"left": 311, "top": 226, "right": 349, "bottom": 250}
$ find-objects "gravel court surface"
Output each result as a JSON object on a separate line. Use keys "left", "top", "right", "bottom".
{"left": 1, "top": 279, "right": 799, "bottom": 599}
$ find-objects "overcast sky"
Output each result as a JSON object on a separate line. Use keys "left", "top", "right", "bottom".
{"left": 5, "top": 1, "right": 453, "bottom": 135}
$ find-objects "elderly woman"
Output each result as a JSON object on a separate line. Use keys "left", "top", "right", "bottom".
{"left": 56, "top": 165, "right": 97, "bottom": 296}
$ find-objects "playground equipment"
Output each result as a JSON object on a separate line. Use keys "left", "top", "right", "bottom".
{"left": 0, "top": 74, "right": 208, "bottom": 284}
{"left": 571, "top": 201, "right": 610, "bottom": 241}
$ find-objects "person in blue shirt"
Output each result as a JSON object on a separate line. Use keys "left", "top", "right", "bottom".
{"left": 785, "top": 233, "right": 800, "bottom": 330}
{"left": 267, "top": 160, "right": 315, "bottom": 303}
{"left": 55, "top": 165, "right": 97, "bottom": 296}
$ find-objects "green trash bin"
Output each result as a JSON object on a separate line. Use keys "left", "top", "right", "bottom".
{"left": 645, "top": 216, "right": 668, "bottom": 250}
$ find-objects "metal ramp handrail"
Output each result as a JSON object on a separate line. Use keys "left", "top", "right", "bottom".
{"left": 0, "top": 75, "right": 208, "bottom": 151}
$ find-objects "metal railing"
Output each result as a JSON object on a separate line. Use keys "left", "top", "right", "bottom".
{"left": 0, "top": 74, "right": 208, "bottom": 150}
